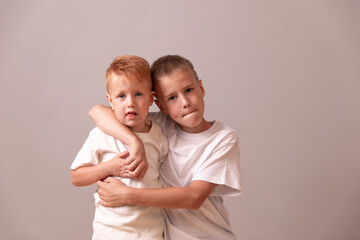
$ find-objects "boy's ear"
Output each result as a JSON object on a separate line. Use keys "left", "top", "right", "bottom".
{"left": 149, "top": 91, "right": 155, "bottom": 106}
{"left": 105, "top": 93, "right": 114, "bottom": 110}
{"left": 198, "top": 79, "right": 205, "bottom": 98}
{"left": 155, "top": 99, "right": 168, "bottom": 114}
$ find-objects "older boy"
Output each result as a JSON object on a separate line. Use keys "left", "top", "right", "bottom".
{"left": 71, "top": 55, "right": 168, "bottom": 240}
{"left": 90, "top": 55, "right": 241, "bottom": 240}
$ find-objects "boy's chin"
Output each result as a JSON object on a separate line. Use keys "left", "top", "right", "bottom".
{"left": 178, "top": 121, "right": 206, "bottom": 133}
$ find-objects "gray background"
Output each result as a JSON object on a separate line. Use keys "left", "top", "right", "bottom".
{"left": 1, "top": 0, "right": 359, "bottom": 239}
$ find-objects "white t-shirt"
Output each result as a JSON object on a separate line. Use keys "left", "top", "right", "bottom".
{"left": 149, "top": 112, "right": 241, "bottom": 240}
{"left": 71, "top": 119, "right": 168, "bottom": 240}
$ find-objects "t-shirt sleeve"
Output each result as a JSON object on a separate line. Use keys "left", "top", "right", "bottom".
{"left": 70, "top": 128, "right": 99, "bottom": 170}
{"left": 148, "top": 111, "right": 175, "bottom": 138}
{"left": 193, "top": 132, "right": 241, "bottom": 196}
{"left": 148, "top": 112, "right": 164, "bottom": 127}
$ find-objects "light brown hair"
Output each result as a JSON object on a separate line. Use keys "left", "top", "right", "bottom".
{"left": 150, "top": 55, "right": 199, "bottom": 90}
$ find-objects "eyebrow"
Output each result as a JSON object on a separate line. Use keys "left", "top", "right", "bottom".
{"left": 164, "top": 91, "right": 175, "bottom": 99}
{"left": 163, "top": 83, "right": 195, "bottom": 99}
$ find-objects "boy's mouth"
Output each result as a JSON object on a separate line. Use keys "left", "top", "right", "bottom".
{"left": 126, "top": 111, "right": 137, "bottom": 119}
{"left": 182, "top": 109, "right": 197, "bottom": 117}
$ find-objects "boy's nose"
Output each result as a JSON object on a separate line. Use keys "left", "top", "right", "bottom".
{"left": 127, "top": 96, "right": 135, "bottom": 107}
{"left": 180, "top": 95, "right": 190, "bottom": 108}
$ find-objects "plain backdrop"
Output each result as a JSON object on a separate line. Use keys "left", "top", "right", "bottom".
{"left": 1, "top": 1, "right": 359, "bottom": 239}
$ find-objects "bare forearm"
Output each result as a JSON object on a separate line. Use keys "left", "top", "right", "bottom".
{"left": 89, "top": 105, "right": 138, "bottom": 144}
{"left": 126, "top": 181, "right": 215, "bottom": 209}
{"left": 71, "top": 164, "right": 111, "bottom": 186}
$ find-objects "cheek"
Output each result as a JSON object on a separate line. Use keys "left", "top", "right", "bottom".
{"left": 195, "top": 96, "right": 205, "bottom": 107}
{"left": 164, "top": 103, "right": 178, "bottom": 115}
{"left": 113, "top": 104, "right": 123, "bottom": 115}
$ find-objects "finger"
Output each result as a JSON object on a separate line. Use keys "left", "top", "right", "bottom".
{"left": 98, "top": 200, "right": 110, "bottom": 207}
{"left": 100, "top": 199, "right": 119, "bottom": 208}
{"left": 97, "top": 180, "right": 105, "bottom": 188}
{"left": 123, "top": 155, "right": 136, "bottom": 166}
{"left": 102, "top": 176, "right": 116, "bottom": 183}
{"left": 97, "top": 189, "right": 102, "bottom": 198}
{"left": 120, "top": 172, "right": 133, "bottom": 178}
{"left": 132, "top": 161, "right": 148, "bottom": 179}
{"left": 127, "top": 158, "right": 140, "bottom": 171}
{"left": 117, "top": 151, "right": 129, "bottom": 159}
{"left": 118, "top": 152, "right": 134, "bottom": 166}
{"left": 105, "top": 176, "right": 117, "bottom": 183}
{"left": 130, "top": 165, "right": 141, "bottom": 179}
{"left": 139, "top": 162, "right": 148, "bottom": 179}
{"left": 135, "top": 168, "right": 146, "bottom": 180}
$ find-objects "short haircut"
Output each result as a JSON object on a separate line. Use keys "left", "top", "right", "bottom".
{"left": 151, "top": 55, "right": 199, "bottom": 90}
{"left": 106, "top": 55, "right": 151, "bottom": 92}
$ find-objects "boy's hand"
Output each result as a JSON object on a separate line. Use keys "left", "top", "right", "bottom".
{"left": 107, "top": 151, "right": 132, "bottom": 178}
{"left": 107, "top": 139, "right": 148, "bottom": 179}
{"left": 97, "top": 177, "right": 129, "bottom": 207}
{"left": 127, "top": 138, "right": 148, "bottom": 180}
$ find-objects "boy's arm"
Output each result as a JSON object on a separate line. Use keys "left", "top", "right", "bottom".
{"left": 71, "top": 165, "right": 110, "bottom": 186}
{"left": 89, "top": 105, "right": 148, "bottom": 179}
{"left": 97, "top": 177, "right": 216, "bottom": 209}
{"left": 71, "top": 151, "right": 130, "bottom": 186}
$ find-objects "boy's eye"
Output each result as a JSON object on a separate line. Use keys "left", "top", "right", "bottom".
{"left": 168, "top": 96, "right": 176, "bottom": 101}
{"left": 185, "top": 88, "right": 194, "bottom": 93}
{"left": 135, "top": 92, "right": 142, "bottom": 97}
{"left": 119, "top": 94, "right": 126, "bottom": 99}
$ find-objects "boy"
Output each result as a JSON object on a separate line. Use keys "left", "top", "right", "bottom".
{"left": 71, "top": 55, "right": 168, "bottom": 240}
{"left": 90, "top": 55, "right": 241, "bottom": 240}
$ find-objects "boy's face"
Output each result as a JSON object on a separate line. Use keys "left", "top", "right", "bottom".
{"left": 106, "top": 73, "right": 154, "bottom": 132}
{"left": 154, "top": 69, "right": 208, "bottom": 133}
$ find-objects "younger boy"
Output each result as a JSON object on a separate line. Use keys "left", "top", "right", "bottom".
{"left": 71, "top": 55, "right": 168, "bottom": 240}
{"left": 90, "top": 55, "right": 241, "bottom": 240}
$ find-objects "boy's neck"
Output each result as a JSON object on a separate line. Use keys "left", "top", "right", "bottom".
{"left": 178, "top": 118, "right": 213, "bottom": 134}
{"left": 130, "top": 119, "right": 152, "bottom": 133}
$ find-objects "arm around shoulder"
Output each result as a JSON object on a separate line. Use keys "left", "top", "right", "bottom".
{"left": 88, "top": 104, "right": 148, "bottom": 180}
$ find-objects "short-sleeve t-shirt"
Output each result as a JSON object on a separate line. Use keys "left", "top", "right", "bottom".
{"left": 148, "top": 112, "right": 241, "bottom": 240}
{"left": 71, "top": 119, "right": 168, "bottom": 240}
